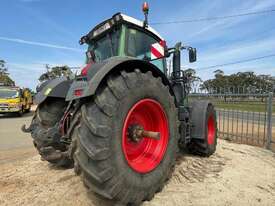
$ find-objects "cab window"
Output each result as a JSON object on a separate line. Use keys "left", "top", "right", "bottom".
{"left": 87, "top": 28, "right": 120, "bottom": 62}
{"left": 126, "top": 28, "right": 165, "bottom": 72}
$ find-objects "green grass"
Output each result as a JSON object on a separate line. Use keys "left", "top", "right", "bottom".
{"left": 214, "top": 102, "right": 275, "bottom": 113}
{"left": 188, "top": 97, "right": 275, "bottom": 114}
{"left": 188, "top": 97, "right": 275, "bottom": 113}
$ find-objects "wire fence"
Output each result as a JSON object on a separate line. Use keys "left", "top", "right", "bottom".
{"left": 190, "top": 85, "right": 275, "bottom": 95}
{"left": 189, "top": 88, "right": 274, "bottom": 152}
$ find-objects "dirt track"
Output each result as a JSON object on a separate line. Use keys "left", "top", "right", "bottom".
{"left": 0, "top": 111, "right": 36, "bottom": 165}
{"left": 0, "top": 139, "right": 275, "bottom": 206}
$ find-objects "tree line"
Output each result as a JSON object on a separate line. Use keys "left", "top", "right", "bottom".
{"left": 185, "top": 69, "right": 275, "bottom": 94}
{"left": 0, "top": 60, "right": 15, "bottom": 86}
{"left": 38, "top": 64, "right": 74, "bottom": 82}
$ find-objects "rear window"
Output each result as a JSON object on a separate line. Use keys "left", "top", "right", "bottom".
{"left": 127, "top": 28, "right": 157, "bottom": 58}
{"left": 126, "top": 28, "right": 165, "bottom": 72}
{"left": 87, "top": 28, "right": 120, "bottom": 62}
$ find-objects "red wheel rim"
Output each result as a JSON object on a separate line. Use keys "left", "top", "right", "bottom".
{"left": 207, "top": 115, "right": 215, "bottom": 145}
{"left": 122, "top": 99, "right": 169, "bottom": 173}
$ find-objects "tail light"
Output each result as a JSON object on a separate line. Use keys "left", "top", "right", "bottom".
{"left": 74, "top": 89, "right": 83, "bottom": 96}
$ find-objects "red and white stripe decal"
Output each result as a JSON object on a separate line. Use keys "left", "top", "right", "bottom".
{"left": 151, "top": 40, "right": 166, "bottom": 59}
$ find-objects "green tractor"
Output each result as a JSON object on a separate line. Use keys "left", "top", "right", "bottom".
{"left": 23, "top": 3, "right": 217, "bottom": 205}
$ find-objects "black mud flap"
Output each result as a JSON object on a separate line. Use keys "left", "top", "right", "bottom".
{"left": 189, "top": 100, "right": 212, "bottom": 140}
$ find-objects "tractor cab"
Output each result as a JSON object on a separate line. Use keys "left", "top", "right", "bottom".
{"left": 80, "top": 13, "right": 166, "bottom": 73}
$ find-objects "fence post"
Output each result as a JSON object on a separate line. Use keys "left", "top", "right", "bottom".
{"left": 266, "top": 92, "right": 273, "bottom": 150}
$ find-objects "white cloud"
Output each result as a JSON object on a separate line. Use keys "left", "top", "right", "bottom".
{"left": 18, "top": 4, "right": 79, "bottom": 41}
{"left": 156, "top": 0, "right": 275, "bottom": 44}
{"left": 185, "top": 0, "right": 275, "bottom": 42}
{"left": 0, "top": 36, "right": 83, "bottom": 52}
{"left": 197, "top": 36, "right": 275, "bottom": 63}
{"left": 153, "top": 0, "right": 275, "bottom": 80}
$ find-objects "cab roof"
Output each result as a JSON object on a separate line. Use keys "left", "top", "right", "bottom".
{"left": 120, "top": 14, "right": 163, "bottom": 40}
{"left": 81, "top": 13, "right": 164, "bottom": 44}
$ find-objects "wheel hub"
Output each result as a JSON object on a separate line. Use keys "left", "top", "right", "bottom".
{"left": 127, "top": 124, "right": 160, "bottom": 142}
{"left": 122, "top": 99, "right": 169, "bottom": 173}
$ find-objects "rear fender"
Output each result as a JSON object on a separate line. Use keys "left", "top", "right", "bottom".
{"left": 34, "top": 77, "right": 73, "bottom": 105}
{"left": 189, "top": 100, "right": 213, "bottom": 140}
{"left": 66, "top": 57, "right": 173, "bottom": 101}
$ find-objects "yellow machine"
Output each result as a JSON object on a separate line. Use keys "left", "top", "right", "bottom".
{"left": 0, "top": 86, "right": 32, "bottom": 115}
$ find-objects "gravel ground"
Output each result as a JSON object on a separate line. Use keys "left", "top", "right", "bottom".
{"left": 0, "top": 139, "right": 274, "bottom": 206}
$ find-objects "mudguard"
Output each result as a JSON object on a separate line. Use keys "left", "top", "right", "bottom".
{"left": 189, "top": 100, "right": 213, "bottom": 140}
{"left": 34, "top": 77, "right": 73, "bottom": 105}
{"left": 66, "top": 56, "right": 172, "bottom": 101}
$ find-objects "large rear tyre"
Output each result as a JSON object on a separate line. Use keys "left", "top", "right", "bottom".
{"left": 73, "top": 69, "right": 179, "bottom": 205}
{"left": 31, "top": 98, "right": 73, "bottom": 167}
{"left": 187, "top": 102, "right": 217, "bottom": 156}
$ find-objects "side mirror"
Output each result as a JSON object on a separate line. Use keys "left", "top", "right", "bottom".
{"left": 189, "top": 48, "right": 197, "bottom": 63}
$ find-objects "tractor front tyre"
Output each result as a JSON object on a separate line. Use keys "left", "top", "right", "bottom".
{"left": 73, "top": 69, "right": 179, "bottom": 205}
{"left": 187, "top": 101, "right": 217, "bottom": 156}
{"left": 30, "top": 98, "right": 73, "bottom": 167}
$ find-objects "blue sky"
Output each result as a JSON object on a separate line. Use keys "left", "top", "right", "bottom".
{"left": 0, "top": 0, "right": 275, "bottom": 89}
